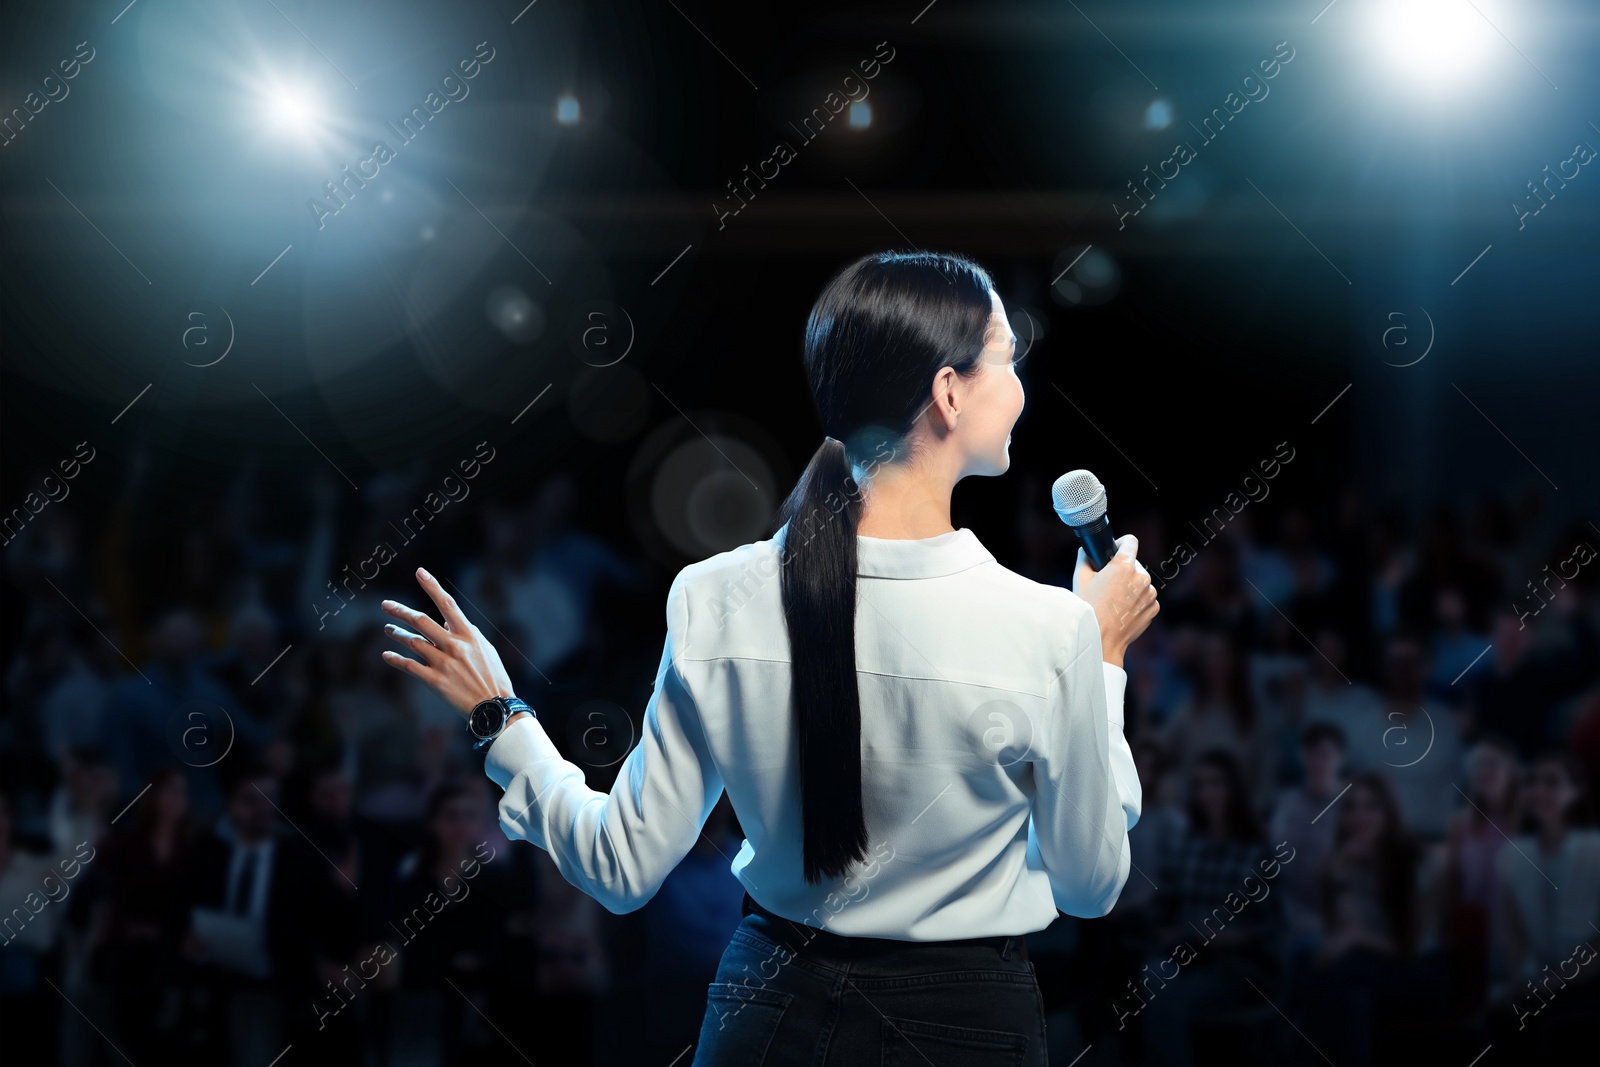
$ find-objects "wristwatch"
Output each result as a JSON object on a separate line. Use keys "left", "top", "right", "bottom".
{"left": 468, "top": 696, "right": 534, "bottom": 750}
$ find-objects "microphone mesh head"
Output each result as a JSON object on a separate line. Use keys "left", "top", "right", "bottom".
{"left": 1052, "top": 469, "right": 1107, "bottom": 525}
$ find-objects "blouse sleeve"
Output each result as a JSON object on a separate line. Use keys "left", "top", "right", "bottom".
{"left": 1027, "top": 602, "right": 1144, "bottom": 917}
{"left": 482, "top": 574, "right": 725, "bottom": 914}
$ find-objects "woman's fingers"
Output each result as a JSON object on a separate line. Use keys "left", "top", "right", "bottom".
{"left": 383, "top": 623, "right": 439, "bottom": 662}
{"left": 415, "top": 568, "right": 471, "bottom": 632}
{"left": 381, "top": 649, "right": 435, "bottom": 683}
{"left": 378, "top": 568, "right": 518, "bottom": 716}
{"left": 381, "top": 599, "right": 451, "bottom": 645}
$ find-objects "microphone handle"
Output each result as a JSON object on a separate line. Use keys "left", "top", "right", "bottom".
{"left": 1072, "top": 514, "right": 1119, "bottom": 570}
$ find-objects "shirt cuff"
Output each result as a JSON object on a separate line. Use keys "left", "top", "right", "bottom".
{"left": 1102, "top": 662, "right": 1128, "bottom": 729}
{"left": 482, "top": 712, "right": 560, "bottom": 791}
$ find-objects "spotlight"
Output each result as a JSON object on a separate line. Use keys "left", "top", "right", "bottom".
{"left": 262, "top": 82, "right": 321, "bottom": 134}
{"left": 1373, "top": 0, "right": 1496, "bottom": 86}
{"left": 556, "top": 94, "right": 580, "bottom": 124}
{"left": 849, "top": 100, "right": 872, "bottom": 129}
{"left": 1143, "top": 99, "right": 1172, "bottom": 130}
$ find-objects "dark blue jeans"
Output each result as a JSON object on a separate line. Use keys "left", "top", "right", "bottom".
{"left": 692, "top": 898, "right": 1048, "bottom": 1066}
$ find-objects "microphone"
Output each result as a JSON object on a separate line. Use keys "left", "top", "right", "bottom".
{"left": 1052, "top": 469, "right": 1127, "bottom": 572}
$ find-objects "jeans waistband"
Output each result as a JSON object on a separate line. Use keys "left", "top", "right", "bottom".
{"left": 738, "top": 893, "right": 1029, "bottom": 964}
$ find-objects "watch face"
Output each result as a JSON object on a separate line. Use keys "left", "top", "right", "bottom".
{"left": 469, "top": 700, "right": 503, "bottom": 739}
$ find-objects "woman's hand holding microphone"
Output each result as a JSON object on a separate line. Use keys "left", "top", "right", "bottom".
{"left": 1073, "top": 534, "right": 1159, "bottom": 668}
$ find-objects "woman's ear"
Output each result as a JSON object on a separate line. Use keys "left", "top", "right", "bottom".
{"left": 927, "top": 365, "right": 961, "bottom": 434}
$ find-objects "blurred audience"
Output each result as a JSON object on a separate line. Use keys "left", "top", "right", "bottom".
{"left": 2, "top": 463, "right": 1596, "bottom": 1065}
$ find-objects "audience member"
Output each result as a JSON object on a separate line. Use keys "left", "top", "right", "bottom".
{"left": 1160, "top": 634, "right": 1271, "bottom": 808}
{"left": 91, "top": 767, "right": 196, "bottom": 1060}
{"left": 183, "top": 764, "right": 334, "bottom": 1063}
{"left": 1434, "top": 736, "right": 1520, "bottom": 1010}
{"left": 1269, "top": 722, "right": 1347, "bottom": 941}
{"left": 1302, "top": 773, "right": 1442, "bottom": 1064}
{"left": 1489, "top": 751, "right": 1600, "bottom": 1054}
{"left": 1353, "top": 632, "right": 1466, "bottom": 839}
{"left": 0, "top": 791, "right": 64, "bottom": 1062}
{"left": 1493, "top": 752, "right": 1600, "bottom": 990}
{"left": 1143, "top": 750, "right": 1282, "bottom": 1067}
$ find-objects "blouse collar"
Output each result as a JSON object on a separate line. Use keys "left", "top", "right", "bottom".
{"left": 772, "top": 522, "right": 994, "bottom": 580}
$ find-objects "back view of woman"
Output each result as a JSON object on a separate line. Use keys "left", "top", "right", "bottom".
{"left": 379, "top": 250, "right": 1159, "bottom": 1064}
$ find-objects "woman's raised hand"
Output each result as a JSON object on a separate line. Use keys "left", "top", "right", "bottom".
{"left": 380, "top": 568, "right": 517, "bottom": 716}
{"left": 1073, "top": 534, "right": 1159, "bottom": 668}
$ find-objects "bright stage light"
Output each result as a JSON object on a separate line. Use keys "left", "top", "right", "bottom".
{"left": 1373, "top": 0, "right": 1497, "bottom": 86}
{"left": 556, "top": 94, "right": 580, "bottom": 124}
{"left": 262, "top": 82, "right": 322, "bottom": 134}
{"left": 849, "top": 100, "right": 872, "bottom": 129}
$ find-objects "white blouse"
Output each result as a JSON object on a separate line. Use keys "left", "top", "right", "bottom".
{"left": 484, "top": 524, "right": 1141, "bottom": 940}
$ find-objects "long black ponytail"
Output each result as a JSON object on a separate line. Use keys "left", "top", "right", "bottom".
{"left": 769, "top": 250, "right": 996, "bottom": 883}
